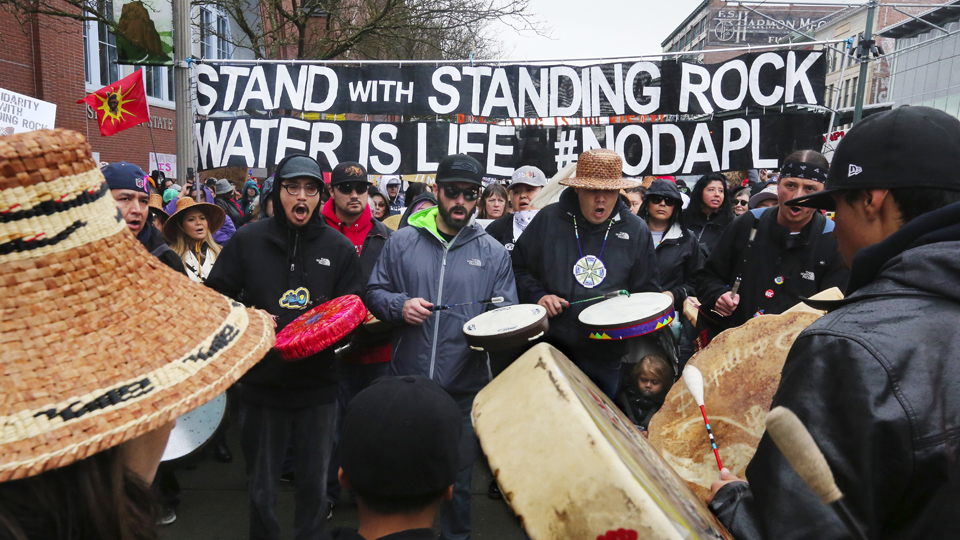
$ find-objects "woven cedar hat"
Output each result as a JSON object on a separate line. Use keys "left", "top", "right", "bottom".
{"left": 0, "top": 129, "right": 274, "bottom": 481}
{"left": 149, "top": 192, "right": 169, "bottom": 225}
{"left": 162, "top": 196, "right": 225, "bottom": 243}
{"left": 560, "top": 149, "right": 640, "bottom": 190}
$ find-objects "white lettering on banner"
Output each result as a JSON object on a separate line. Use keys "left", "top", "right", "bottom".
{"left": 238, "top": 66, "right": 274, "bottom": 110}
{"left": 722, "top": 118, "right": 751, "bottom": 170}
{"left": 304, "top": 66, "right": 338, "bottom": 111}
{"left": 615, "top": 125, "right": 651, "bottom": 176}
{"left": 429, "top": 66, "right": 460, "bottom": 114}
{"left": 749, "top": 53, "right": 785, "bottom": 106}
{"left": 624, "top": 62, "right": 661, "bottom": 115}
{"left": 684, "top": 123, "right": 721, "bottom": 174}
{"left": 550, "top": 66, "right": 581, "bottom": 118}
{"left": 487, "top": 125, "right": 516, "bottom": 177}
{"left": 220, "top": 66, "right": 251, "bottom": 112}
{"left": 481, "top": 69, "right": 518, "bottom": 118}
{"left": 653, "top": 124, "right": 685, "bottom": 175}
{"left": 416, "top": 123, "right": 439, "bottom": 172}
{"left": 0, "top": 87, "right": 57, "bottom": 133}
{"left": 752, "top": 118, "right": 779, "bottom": 169}
{"left": 518, "top": 68, "right": 549, "bottom": 118}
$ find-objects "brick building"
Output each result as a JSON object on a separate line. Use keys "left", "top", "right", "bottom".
{"left": 1, "top": 0, "right": 251, "bottom": 179}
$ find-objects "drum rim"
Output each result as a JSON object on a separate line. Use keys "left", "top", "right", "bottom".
{"left": 462, "top": 304, "right": 547, "bottom": 338}
{"left": 578, "top": 292, "right": 674, "bottom": 329}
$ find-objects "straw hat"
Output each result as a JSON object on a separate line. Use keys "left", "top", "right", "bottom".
{"left": 149, "top": 192, "right": 170, "bottom": 225}
{"left": 0, "top": 129, "right": 274, "bottom": 481}
{"left": 162, "top": 196, "right": 225, "bottom": 243}
{"left": 560, "top": 149, "right": 640, "bottom": 190}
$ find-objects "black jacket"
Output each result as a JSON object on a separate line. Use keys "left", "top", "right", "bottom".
{"left": 359, "top": 217, "right": 391, "bottom": 291}
{"left": 680, "top": 206, "right": 734, "bottom": 258}
{"left": 694, "top": 208, "right": 848, "bottom": 329}
{"left": 711, "top": 201, "right": 960, "bottom": 540}
{"left": 205, "top": 205, "right": 362, "bottom": 409}
{"left": 484, "top": 212, "right": 514, "bottom": 249}
{"left": 512, "top": 188, "right": 661, "bottom": 367}
{"left": 323, "top": 527, "right": 434, "bottom": 540}
{"left": 653, "top": 222, "right": 704, "bottom": 312}
{"left": 215, "top": 197, "right": 244, "bottom": 229}
{"left": 137, "top": 223, "right": 185, "bottom": 274}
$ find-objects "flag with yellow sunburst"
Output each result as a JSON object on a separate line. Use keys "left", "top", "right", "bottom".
{"left": 77, "top": 69, "right": 150, "bottom": 136}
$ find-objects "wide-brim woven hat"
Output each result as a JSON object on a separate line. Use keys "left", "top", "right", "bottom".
{"left": 0, "top": 129, "right": 274, "bottom": 481}
{"left": 162, "top": 196, "right": 225, "bottom": 243}
{"left": 560, "top": 149, "right": 640, "bottom": 190}
{"left": 149, "top": 192, "right": 170, "bottom": 225}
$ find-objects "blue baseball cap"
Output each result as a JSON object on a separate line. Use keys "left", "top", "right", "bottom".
{"left": 102, "top": 162, "right": 150, "bottom": 194}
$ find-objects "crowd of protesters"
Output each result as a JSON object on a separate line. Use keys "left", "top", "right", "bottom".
{"left": 3, "top": 106, "right": 959, "bottom": 540}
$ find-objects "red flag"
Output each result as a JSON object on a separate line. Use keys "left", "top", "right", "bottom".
{"left": 78, "top": 69, "right": 151, "bottom": 136}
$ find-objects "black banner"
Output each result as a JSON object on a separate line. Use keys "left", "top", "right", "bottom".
{"left": 194, "top": 115, "right": 823, "bottom": 177}
{"left": 196, "top": 51, "right": 825, "bottom": 118}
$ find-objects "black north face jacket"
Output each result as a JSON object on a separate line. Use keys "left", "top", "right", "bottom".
{"left": 711, "top": 201, "right": 960, "bottom": 540}
{"left": 206, "top": 197, "right": 361, "bottom": 408}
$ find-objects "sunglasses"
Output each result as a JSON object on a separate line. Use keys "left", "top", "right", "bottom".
{"left": 441, "top": 184, "right": 480, "bottom": 201}
{"left": 734, "top": 199, "right": 749, "bottom": 207}
{"left": 334, "top": 182, "right": 369, "bottom": 195}
{"left": 647, "top": 195, "right": 677, "bottom": 207}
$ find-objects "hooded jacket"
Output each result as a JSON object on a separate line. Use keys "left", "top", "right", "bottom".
{"left": 165, "top": 185, "right": 236, "bottom": 244}
{"left": 366, "top": 207, "right": 518, "bottom": 395}
{"left": 512, "top": 188, "right": 661, "bottom": 367}
{"left": 322, "top": 198, "right": 374, "bottom": 256}
{"left": 694, "top": 207, "right": 848, "bottom": 329}
{"left": 241, "top": 180, "right": 260, "bottom": 217}
{"left": 679, "top": 206, "right": 734, "bottom": 258}
{"left": 711, "top": 201, "right": 960, "bottom": 540}
{"left": 642, "top": 179, "right": 703, "bottom": 311}
{"left": 205, "top": 180, "right": 362, "bottom": 408}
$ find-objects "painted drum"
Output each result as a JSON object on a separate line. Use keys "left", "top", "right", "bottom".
{"left": 473, "top": 343, "right": 733, "bottom": 540}
{"left": 463, "top": 304, "right": 548, "bottom": 352}
{"left": 274, "top": 295, "right": 367, "bottom": 360}
{"left": 579, "top": 292, "right": 675, "bottom": 340}
{"left": 161, "top": 392, "right": 227, "bottom": 463}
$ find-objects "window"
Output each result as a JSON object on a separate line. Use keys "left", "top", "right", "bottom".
{"left": 144, "top": 65, "right": 174, "bottom": 102}
{"left": 83, "top": 0, "right": 118, "bottom": 86}
{"left": 843, "top": 78, "right": 850, "bottom": 108}
{"left": 200, "top": 7, "right": 232, "bottom": 59}
{"left": 851, "top": 76, "right": 858, "bottom": 107}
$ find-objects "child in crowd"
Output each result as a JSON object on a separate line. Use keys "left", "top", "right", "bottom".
{"left": 617, "top": 355, "right": 674, "bottom": 431}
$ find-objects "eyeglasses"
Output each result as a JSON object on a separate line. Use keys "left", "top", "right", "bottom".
{"left": 734, "top": 199, "right": 749, "bottom": 207}
{"left": 280, "top": 183, "right": 321, "bottom": 197}
{"left": 441, "top": 184, "right": 480, "bottom": 201}
{"left": 647, "top": 195, "right": 677, "bottom": 207}
{"left": 334, "top": 182, "right": 369, "bottom": 195}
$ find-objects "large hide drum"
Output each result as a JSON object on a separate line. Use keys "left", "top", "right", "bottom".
{"left": 647, "top": 310, "right": 822, "bottom": 501}
{"left": 472, "top": 343, "right": 732, "bottom": 540}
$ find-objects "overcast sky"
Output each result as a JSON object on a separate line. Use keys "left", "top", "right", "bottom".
{"left": 489, "top": 0, "right": 860, "bottom": 61}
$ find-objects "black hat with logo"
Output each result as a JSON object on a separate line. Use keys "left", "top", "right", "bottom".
{"left": 329, "top": 161, "right": 369, "bottom": 186}
{"left": 787, "top": 106, "right": 960, "bottom": 210}
{"left": 436, "top": 154, "right": 484, "bottom": 186}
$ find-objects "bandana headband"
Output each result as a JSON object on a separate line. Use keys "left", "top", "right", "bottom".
{"left": 779, "top": 161, "right": 827, "bottom": 183}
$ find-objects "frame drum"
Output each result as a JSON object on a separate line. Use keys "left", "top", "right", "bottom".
{"left": 463, "top": 304, "right": 548, "bottom": 352}
{"left": 579, "top": 292, "right": 675, "bottom": 340}
{"left": 161, "top": 392, "right": 227, "bottom": 463}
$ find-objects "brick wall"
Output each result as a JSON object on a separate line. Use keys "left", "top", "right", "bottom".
{"left": 1, "top": 1, "right": 179, "bottom": 178}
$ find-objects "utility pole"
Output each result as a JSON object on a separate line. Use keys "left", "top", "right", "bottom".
{"left": 852, "top": 0, "right": 878, "bottom": 125}
{"left": 173, "top": 0, "right": 193, "bottom": 188}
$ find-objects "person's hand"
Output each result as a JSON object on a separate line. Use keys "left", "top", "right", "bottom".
{"left": 403, "top": 298, "right": 434, "bottom": 325}
{"left": 707, "top": 468, "right": 744, "bottom": 504}
{"left": 538, "top": 295, "right": 567, "bottom": 317}
{"left": 714, "top": 292, "right": 740, "bottom": 317}
{"left": 259, "top": 309, "right": 277, "bottom": 328}
{"left": 663, "top": 290, "right": 674, "bottom": 302}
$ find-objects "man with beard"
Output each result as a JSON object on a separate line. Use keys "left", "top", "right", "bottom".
{"left": 206, "top": 154, "right": 362, "bottom": 540}
{"left": 693, "top": 150, "right": 849, "bottom": 334}
{"left": 103, "top": 161, "right": 184, "bottom": 273}
{"left": 512, "top": 149, "right": 661, "bottom": 398}
{"left": 366, "top": 154, "right": 518, "bottom": 540}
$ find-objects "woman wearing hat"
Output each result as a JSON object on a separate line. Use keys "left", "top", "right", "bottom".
{"left": 163, "top": 197, "right": 226, "bottom": 283}
{"left": 0, "top": 129, "right": 273, "bottom": 539}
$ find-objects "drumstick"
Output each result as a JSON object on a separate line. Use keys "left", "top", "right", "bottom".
{"left": 682, "top": 365, "right": 724, "bottom": 471}
{"left": 430, "top": 296, "right": 505, "bottom": 312}
{"left": 766, "top": 407, "right": 869, "bottom": 540}
{"left": 562, "top": 289, "right": 629, "bottom": 308}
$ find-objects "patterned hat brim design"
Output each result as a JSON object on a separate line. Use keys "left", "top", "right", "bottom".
{"left": 0, "top": 130, "right": 274, "bottom": 481}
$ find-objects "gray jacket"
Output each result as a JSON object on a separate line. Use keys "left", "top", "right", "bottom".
{"left": 366, "top": 207, "right": 518, "bottom": 395}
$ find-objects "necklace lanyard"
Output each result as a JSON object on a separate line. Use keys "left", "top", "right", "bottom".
{"left": 572, "top": 216, "right": 614, "bottom": 288}
{"left": 573, "top": 215, "right": 614, "bottom": 259}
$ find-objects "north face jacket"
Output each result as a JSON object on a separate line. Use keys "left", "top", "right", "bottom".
{"left": 710, "top": 201, "right": 960, "bottom": 540}
{"left": 366, "top": 207, "right": 518, "bottom": 395}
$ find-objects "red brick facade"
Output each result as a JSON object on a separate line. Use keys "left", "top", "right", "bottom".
{"left": 1, "top": 5, "right": 177, "bottom": 176}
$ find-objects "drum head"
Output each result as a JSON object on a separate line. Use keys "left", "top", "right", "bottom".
{"left": 161, "top": 393, "right": 227, "bottom": 462}
{"left": 275, "top": 295, "right": 367, "bottom": 360}
{"left": 464, "top": 304, "right": 548, "bottom": 352}
{"left": 579, "top": 293, "right": 672, "bottom": 329}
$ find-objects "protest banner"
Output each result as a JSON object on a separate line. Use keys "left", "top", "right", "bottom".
{"left": 0, "top": 88, "right": 57, "bottom": 134}
{"left": 194, "top": 114, "right": 823, "bottom": 177}
{"left": 196, "top": 50, "right": 825, "bottom": 118}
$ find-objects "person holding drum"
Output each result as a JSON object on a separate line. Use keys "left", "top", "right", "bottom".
{"left": 709, "top": 106, "right": 960, "bottom": 539}
{"left": 366, "top": 154, "right": 518, "bottom": 540}
{"left": 512, "top": 148, "right": 661, "bottom": 398}
{"left": 484, "top": 165, "right": 547, "bottom": 251}
{"left": 0, "top": 129, "right": 274, "bottom": 540}
{"left": 693, "top": 150, "right": 848, "bottom": 337}
{"left": 638, "top": 179, "right": 704, "bottom": 364}
{"left": 206, "top": 153, "right": 363, "bottom": 540}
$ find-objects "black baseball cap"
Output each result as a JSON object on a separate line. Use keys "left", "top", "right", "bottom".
{"left": 340, "top": 376, "right": 462, "bottom": 498}
{"left": 787, "top": 106, "right": 960, "bottom": 210}
{"left": 329, "top": 161, "right": 369, "bottom": 186}
{"left": 275, "top": 154, "right": 325, "bottom": 185}
{"left": 436, "top": 154, "right": 484, "bottom": 186}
